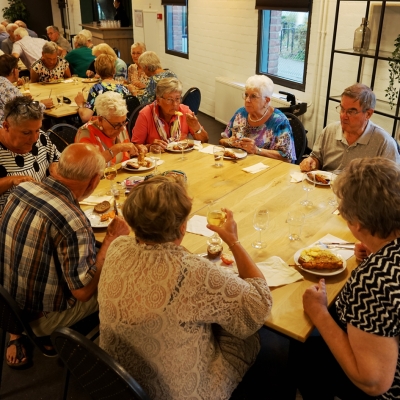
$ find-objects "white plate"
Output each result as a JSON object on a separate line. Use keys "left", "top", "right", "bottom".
{"left": 166, "top": 142, "right": 195, "bottom": 153}
{"left": 224, "top": 148, "right": 247, "bottom": 160}
{"left": 294, "top": 248, "right": 347, "bottom": 276}
{"left": 40, "top": 80, "right": 64, "bottom": 84}
{"left": 84, "top": 209, "right": 111, "bottom": 228}
{"left": 198, "top": 253, "right": 238, "bottom": 273}
{"left": 306, "top": 170, "right": 331, "bottom": 186}
{"left": 82, "top": 78, "right": 100, "bottom": 83}
{"left": 121, "top": 158, "right": 155, "bottom": 172}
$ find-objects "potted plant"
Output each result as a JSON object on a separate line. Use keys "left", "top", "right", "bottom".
{"left": 2, "top": 0, "right": 29, "bottom": 23}
{"left": 385, "top": 34, "right": 400, "bottom": 110}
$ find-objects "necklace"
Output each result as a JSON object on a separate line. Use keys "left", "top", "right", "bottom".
{"left": 248, "top": 106, "right": 270, "bottom": 123}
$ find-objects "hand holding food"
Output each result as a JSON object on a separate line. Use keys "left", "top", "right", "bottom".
{"left": 238, "top": 137, "right": 257, "bottom": 154}
{"left": 185, "top": 112, "right": 201, "bottom": 132}
{"left": 151, "top": 139, "right": 168, "bottom": 150}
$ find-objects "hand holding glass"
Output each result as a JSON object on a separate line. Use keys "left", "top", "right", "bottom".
{"left": 207, "top": 207, "right": 227, "bottom": 243}
{"left": 252, "top": 207, "right": 269, "bottom": 249}
{"left": 149, "top": 145, "right": 161, "bottom": 174}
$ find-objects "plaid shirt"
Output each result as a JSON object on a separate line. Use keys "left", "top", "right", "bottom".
{"left": 0, "top": 177, "right": 97, "bottom": 313}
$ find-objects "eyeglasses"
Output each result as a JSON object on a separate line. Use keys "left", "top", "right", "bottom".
{"left": 102, "top": 116, "right": 129, "bottom": 130}
{"left": 242, "top": 93, "right": 262, "bottom": 101}
{"left": 4, "top": 101, "right": 42, "bottom": 121}
{"left": 161, "top": 97, "right": 182, "bottom": 105}
{"left": 335, "top": 105, "right": 363, "bottom": 116}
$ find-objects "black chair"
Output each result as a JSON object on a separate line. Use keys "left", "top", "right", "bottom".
{"left": 124, "top": 95, "right": 140, "bottom": 116}
{"left": 0, "top": 285, "right": 57, "bottom": 385}
{"left": 113, "top": 47, "right": 121, "bottom": 58}
{"left": 51, "top": 327, "right": 150, "bottom": 400}
{"left": 46, "top": 123, "right": 78, "bottom": 152}
{"left": 182, "top": 87, "right": 201, "bottom": 114}
{"left": 284, "top": 112, "right": 307, "bottom": 165}
{"left": 128, "top": 103, "right": 147, "bottom": 139}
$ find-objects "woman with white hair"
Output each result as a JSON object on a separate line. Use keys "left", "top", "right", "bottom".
{"left": 75, "top": 91, "right": 144, "bottom": 163}
{"left": 30, "top": 41, "right": 71, "bottom": 83}
{"left": 127, "top": 42, "right": 148, "bottom": 89}
{"left": 220, "top": 75, "right": 296, "bottom": 163}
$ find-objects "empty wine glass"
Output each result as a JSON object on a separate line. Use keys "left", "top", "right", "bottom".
{"left": 301, "top": 173, "right": 315, "bottom": 207}
{"left": 178, "top": 139, "right": 189, "bottom": 161}
{"left": 149, "top": 144, "right": 161, "bottom": 174}
{"left": 207, "top": 206, "right": 227, "bottom": 243}
{"left": 104, "top": 162, "right": 117, "bottom": 194}
{"left": 328, "top": 170, "right": 341, "bottom": 207}
{"left": 252, "top": 206, "right": 269, "bottom": 249}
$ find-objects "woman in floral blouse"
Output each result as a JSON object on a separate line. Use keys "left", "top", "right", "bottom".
{"left": 127, "top": 42, "right": 148, "bottom": 89}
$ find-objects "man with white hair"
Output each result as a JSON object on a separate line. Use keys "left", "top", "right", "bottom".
{"left": 46, "top": 25, "right": 72, "bottom": 54}
{"left": 14, "top": 20, "right": 38, "bottom": 38}
{"left": 0, "top": 24, "right": 9, "bottom": 47}
{"left": 11, "top": 27, "right": 47, "bottom": 69}
{"left": 1, "top": 23, "right": 18, "bottom": 54}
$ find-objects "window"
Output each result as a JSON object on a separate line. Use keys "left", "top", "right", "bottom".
{"left": 164, "top": 5, "right": 188, "bottom": 59}
{"left": 256, "top": 3, "right": 312, "bottom": 91}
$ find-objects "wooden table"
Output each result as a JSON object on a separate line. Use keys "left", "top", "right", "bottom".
{"left": 85, "top": 146, "right": 357, "bottom": 343}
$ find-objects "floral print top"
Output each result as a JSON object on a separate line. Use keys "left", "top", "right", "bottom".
{"left": 127, "top": 63, "right": 148, "bottom": 86}
{"left": 31, "top": 57, "right": 69, "bottom": 82}
{"left": 85, "top": 81, "right": 130, "bottom": 113}
{"left": 0, "top": 77, "right": 22, "bottom": 127}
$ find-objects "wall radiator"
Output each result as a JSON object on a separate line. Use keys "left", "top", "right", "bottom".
{"left": 215, "top": 77, "right": 291, "bottom": 125}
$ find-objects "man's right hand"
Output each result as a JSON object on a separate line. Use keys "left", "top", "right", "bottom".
{"left": 106, "top": 216, "right": 130, "bottom": 238}
{"left": 300, "top": 157, "right": 317, "bottom": 172}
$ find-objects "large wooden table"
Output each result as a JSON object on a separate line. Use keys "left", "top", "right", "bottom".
{"left": 85, "top": 146, "right": 357, "bottom": 343}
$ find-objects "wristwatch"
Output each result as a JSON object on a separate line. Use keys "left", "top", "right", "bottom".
{"left": 194, "top": 127, "right": 202, "bottom": 134}
{"left": 256, "top": 147, "right": 262, "bottom": 155}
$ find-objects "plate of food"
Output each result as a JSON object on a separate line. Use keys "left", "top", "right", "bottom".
{"left": 306, "top": 171, "right": 331, "bottom": 186}
{"left": 294, "top": 246, "right": 346, "bottom": 276}
{"left": 84, "top": 201, "right": 115, "bottom": 228}
{"left": 223, "top": 148, "right": 247, "bottom": 160}
{"left": 82, "top": 78, "right": 100, "bottom": 83}
{"left": 122, "top": 157, "right": 155, "bottom": 172}
{"left": 40, "top": 79, "right": 64, "bottom": 84}
{"left": 166, "top": 141, "right": 195, "bottom": 153}
{"left": 198, "top": 253, "right": 238, "bottom": 274}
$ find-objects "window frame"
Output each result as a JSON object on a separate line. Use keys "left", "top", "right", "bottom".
{"left": 164, "top": 4, "right": 189, "bottom": 60}
{"left": 256, "top": 6, "right": 313, "bottom": 92}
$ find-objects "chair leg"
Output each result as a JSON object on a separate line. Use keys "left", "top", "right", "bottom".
{"left": 60, "top": 364, "right": 70, "bottom": 400}
{"left": 0, "top": 329, "right": 6, "bottom": 387}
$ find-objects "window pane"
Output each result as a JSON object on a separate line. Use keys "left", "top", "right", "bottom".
{"left": 258, "top": 10, "right": 309, "bottom": 87}
{"left": 166, "top": 5, "right": 188, "bottom": 56}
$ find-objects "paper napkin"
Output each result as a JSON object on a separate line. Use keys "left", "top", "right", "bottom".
{"left": 242, "top": 163, "right": 269, "bottom": 174}
{"left": 193, "top": 140, "right": 202, "bottom": 150}
{"left": 186, "top": 215, "right": 214, "bottom": 237}
{"left": 257, "top": 256, "right": 303, "bottom": 287}
{"left": 290, "top": 171, "right": 304, "bottom": 183}
{"left": 199, "top": 146, "right": 215, "bottom": 155}
{"left": 79, "top": 195, "right": 113, "bottom": 206}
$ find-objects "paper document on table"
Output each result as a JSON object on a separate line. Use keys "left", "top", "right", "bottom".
{"left": 312, "top": 234, "right": 354, "bottom": 260}
{"left": 198, "top": 146, "right": 215, "bottom": 154}
{"left": 257, "top": 256, "right": 303, "bottom": 287}
{"left": 242, "top": 163, "right": 269, "bottom": 174}
{"left": 80, "top": 195, "right": 113, "bottom": 206}
{"left": 186, "top": 215, "right": 214, "bottom": 237}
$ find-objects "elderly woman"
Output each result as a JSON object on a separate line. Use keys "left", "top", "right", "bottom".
{"left": 127, "top": 42, "right": 148, "bottom": 89}
{"left": 75, "top": 54, "right": 130, "bottom": 123}
{"left": 30, "top": 41, "right": 71, "bottom": 83}
{"left": 0, "top": 96, "right": 60, "bottom": 216}
{"left": 75, "top": 91, "right": 144, "bottom": 163}
{"left": 296, "top": 157, "right": 400, "bottom": 400}
{"left": 86, "top": 43, "right": 127, "bottom": 80}
{"left": 64, "top": 33, "right": 95, "bottom": 78}
{"left": 98, "top": 175, "right": 272, "bottom": 399}
{"left": 131, "top": 51, "right": 177, "bottom": 105}
{"left": 220, "top": 75, "right": 296, "bottom": 163}
{"left": 132, "top": 77, "right": 208, "bottom": 149}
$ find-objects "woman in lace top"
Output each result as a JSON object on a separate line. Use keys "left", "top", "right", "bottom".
{"left": 127, "top": 42, "right": 148, "bottom": 89}
{"left": 98, "top": 176, "right": 272, "bottom": 400}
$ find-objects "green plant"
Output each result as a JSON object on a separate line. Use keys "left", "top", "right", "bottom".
{"left": 2, "top": 0, "right": 29, "bottom": 23}
{"left": 385, "top": 34, "right": 400, "bottom": 110}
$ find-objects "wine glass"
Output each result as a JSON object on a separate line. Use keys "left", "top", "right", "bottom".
{"left": 149, "top": 144, "right": 161, "bottom": 174}
{"left": 178, "top": 139, "right": 189, "bottom": 160}
{"left": 213, "top": 145, "right": 225, "bottom": 167}
{"left": 301, "top": 173, "right": 315, "bottom": 207}
{"left": 104, "top": 162, "right": 117, "bottom": 194}
{"left": 207, "top": 206, "right": 227, "bottom": 243}
{"left": 252, "top": 206, "right": 269, "bottom": 249}
{"left": 328, "top": 170, "right": 341, "bottom": 207}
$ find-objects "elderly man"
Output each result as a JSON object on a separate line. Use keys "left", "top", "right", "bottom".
{"left": 0, "top": 143, "right": 130, "bottom": 367}
{"left": 11, "top": 27, "right": 47, "bottom": 69}
{"left": 14, "top": 20, "right": 37, "bottom": 38}
{"left": 1, "top": 23, "right": 17, "bottom": 54}
{"left": 0, "top": 24, "right": 9, "bottom": 47}
{"left": 46, "top": 25, "right": 71, "bottom": 55}
{"left": 300, "top": 83, "right": 400, "bottom": 172}
{"left": 64, "top": 33, "right": 95, "bottom": 77}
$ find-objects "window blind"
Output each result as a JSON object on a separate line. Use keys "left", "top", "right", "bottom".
{"left": 255, "top": 0, "right": 310, "bottom": 12}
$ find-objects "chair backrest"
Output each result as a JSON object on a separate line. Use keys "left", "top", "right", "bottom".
{"left": 128, "top": 103, "right": 147, "bottom": 139}
{"left": 182, "top": 87, "right": 201, "bottom": 114}
{"left": 284, "top": 112, "right": 307, "bottom": 165}
{"left": 124, "top": 95, "right": 141, "bottom": 116}
{"left": 46, "top": 123, "right": 78, "bottom": 152}
{"left": 113, "top": 47, "right": 121, "bottom": 58}
{"left": 51, "top": 327, "right": 150, "bottom": 400}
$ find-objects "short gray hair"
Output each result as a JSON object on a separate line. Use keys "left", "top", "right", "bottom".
{"left": 0, "top": 25, "right": 6, "bottom": 33}
{"left": 4, "top": 97, "right": 44, "bottom": 125}
{"left": 94, "top": 91, "right": 127, "bottom": 118}
{"left": 156, "top": 77, "right": 182, "bottom": 98}
{"left": 92, "top": 43, "right": 116, "bottom": 59}
{"left": 341, "top": 83, "right": 376, "bottom": 111}
{"left": 245, "top": 75, "right": 274, "bottom": 99}
{"left": 46, "top": 25, "right": 59, "bottom": 32}
{"left": 42, "top": 41, "right": 58, "bottom": 54}
{"left": 334, "top": 157, "right": 400, "bottom": 238}
{"left": 79, "top": 29, "right": 92, "bottom": 41}
{"left": 58, "top": 144, "right": 105, "bottom": 181}
{"left": 14, "top": 27, "right": 28, "bottom": 39}
{"left": 138, "top": 51, "right": 161, "bottom": 72}
{"left": 73, "top": 33, "right": 87, "bottom": 48}
{"left": 6, "top": 23, "right": 17, "bottom": 33}
{"left": 131, "top": 42, "right": 146, "bottom": 52}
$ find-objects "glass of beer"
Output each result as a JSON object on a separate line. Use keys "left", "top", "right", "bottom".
{"left": 207, "top": 206, "right": 227, "bottom": 243}
{"left": 104, "top": 162, "right": 117, "bottom": 194}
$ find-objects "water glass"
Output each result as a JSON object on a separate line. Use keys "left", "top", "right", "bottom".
{"left": 213, "top": 145, "right": 225, "bottom": 167}
{"left": 252, "top": 206, "right": 269, "bottom": 249}
{"left": 328, "top": 170, "right": 341, "bottom": 207}
{"left": 287, "top": 212, "right": 305, "bottom": 241}
{"left": 300, "top": 173, "right": 315, "bottom": 207}
{"left": 149, "top": 145, "right": 161, "bottom": 174}
{"left": 57, "top": 94, "right": 63, "bottom": 107}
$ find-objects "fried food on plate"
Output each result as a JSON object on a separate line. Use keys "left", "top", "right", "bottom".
{"left": 298, "top": 247, "right": 343, "bottom": 270}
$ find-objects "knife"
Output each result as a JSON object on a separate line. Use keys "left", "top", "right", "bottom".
{"left": 113, "top": 199, "right": 119, "bottom": 216}
{"left": 321, "top": 242, "right": 355, "bottom": 245}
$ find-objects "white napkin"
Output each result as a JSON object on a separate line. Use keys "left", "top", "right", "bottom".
{"left": 193, "top": 140, "right": 202, "bottom": 150}
{"left": 257, "top": 256, "right": 303, "bottom": 287}
{"left": 186, "top": 215, "right": 214, "bottom": 237}
{"left": 290, "top": 171, "right": 304, "bottom": 183}
{"left": 312, "top": 233, "right": 354, "bottom": 260}
{"left": 63, "top": 79, "right": 73, "bottom": 83}
{"left": 80, "top": 195, "right": 113, "bottom": 206}
{"left": 69, "top": 101, "right": 78, "bottom": 107}
{"left": 199, "top": 146, "right": 215, "bottom": 155}
{"left": 242, "top": 163, "right": 269, "bottom": 174}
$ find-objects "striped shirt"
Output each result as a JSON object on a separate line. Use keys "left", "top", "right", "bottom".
{"left": 0, "top": 177, "right": 97, "bottom": 313}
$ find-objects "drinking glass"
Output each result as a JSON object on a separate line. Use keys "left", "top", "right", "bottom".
{"left": 104, "top": 162, "right": 117, "bottom": 194}
{"left": 22, "top": 77, "right": 30, "bottom": 91}
{"left": 252, "top": 206, "right": 269, "bottom": 248}
{"left": 328, "top": 170, "right": 341, "bottom": 207}
{"left": 72, "top": 74, "right": 78, "bottom": 85}
{"left": 57, "top": 94, "right": 63, "bottom": 107}
{"left": 287, "top": 212, "right": 305, "bottom": 241}
{"left": 301, "top": 173, "right": 315, "bottom": 207}
{"left": 207, "top": 206, "right": 227, "bottom": 243}
{"left": 178, "top": 139, "right": 189, "bottom": 160}
{"left": 213, "top": 145, "right": 225, "bottom": 167}
{"left": 149, "top": 144, "right": 161, "bottom": 174}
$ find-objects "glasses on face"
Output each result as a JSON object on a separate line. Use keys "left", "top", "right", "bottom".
{"left": 335, "top": 105, "right": 363, "bottom": 117}
{"left": 242, "top": 93, "right": 262, "bottom": 101}
{"left": 4, "top": 101, "right": 42, "bottom": 121}
{"left": 161, "top": 97, "right": 182, "bottom": 105}
{"left": 102, "top": 116, "right": 129, "bottom": 130}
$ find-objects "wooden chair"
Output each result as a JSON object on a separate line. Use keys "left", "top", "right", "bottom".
{"left": 128, "top": 103, "right": 147, "bottom": 139}
{"left": 284, "top": 112, "right": 307, "bottom": 164}
{"left": 182, "top": 87, "right": 201, "bottom": 114}
{"left": 51, "top": 327, "right": 150, "bottom": 400}
{"left": 46, "top": 123, "right": 78, "bottom": 152}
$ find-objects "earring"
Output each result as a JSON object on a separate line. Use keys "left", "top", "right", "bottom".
{"left": 99, "top": 125, "right": 103, "bottom": 131}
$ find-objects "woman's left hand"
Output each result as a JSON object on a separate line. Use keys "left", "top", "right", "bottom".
{"left": 237, "top": 137, "right": 257, "bottom": 154}
{"left": 303, "top": 279, "right": 328, "bottom": 320}
{"left": 185, "top": 112, "right": 201, "bottom": 132}
{"left": 75, "top": 92, "right": 85, "bottom": 107}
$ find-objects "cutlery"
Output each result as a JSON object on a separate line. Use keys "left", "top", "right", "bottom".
{"left": 322, "top": 242, "right": 355, "bottom": 245}
{"left": 113, "top": 199, "right": 119, "bottom": 216}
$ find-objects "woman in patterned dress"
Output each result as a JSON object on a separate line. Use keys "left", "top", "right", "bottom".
{"left": 127, "top": 42, "right": 148, "bottom": 89}
{"left": 30, "top": 41, "right": 71, "bottom": 83}
{"left": 297, "top": 157, "right": 400, "bottom": 400}
{"left": 98, "top": 175, "right": 272, "bottom": 399}
{"left": 220, "top": 75, "right": 296, "bottom": 163}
